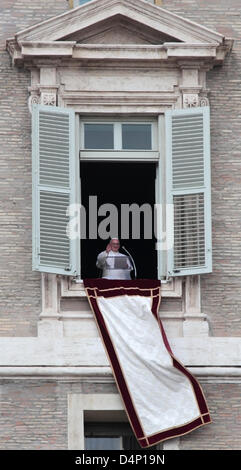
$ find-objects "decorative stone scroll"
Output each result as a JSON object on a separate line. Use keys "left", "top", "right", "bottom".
{"left": 28, "top": 90, "right": 57, "bottom": 113}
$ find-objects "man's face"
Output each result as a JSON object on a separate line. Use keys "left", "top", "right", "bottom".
{"left": 111, "top": 239, "right": 120, "bottom": 252}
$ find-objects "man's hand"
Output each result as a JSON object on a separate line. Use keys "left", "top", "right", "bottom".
{"left": 106, "top": 243, "right": 112, "bottom": 254}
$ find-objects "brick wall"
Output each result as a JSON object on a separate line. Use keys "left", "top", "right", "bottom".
{"left": 0, "top": 379, "right": 117, "bottom": 450}
{"left": 0, "top": 1, "right": 68, "bottom": 336}
{"left": 180, "top": 383, "right": 241, "bottom": 450}
{"left": 0, "top": 379, "right": 240, "bottom": 450}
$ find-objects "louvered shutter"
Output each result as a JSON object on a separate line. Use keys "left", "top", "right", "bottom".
{"left": 165, "top": 106, "right": 212, "bottom": 276}
{"left": 32, "top": 104, "right": 80, "bottom": 276}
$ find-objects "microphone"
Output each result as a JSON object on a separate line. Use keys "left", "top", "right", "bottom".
{"left": 122, "top": 246, "right": 137, "bottom": 279}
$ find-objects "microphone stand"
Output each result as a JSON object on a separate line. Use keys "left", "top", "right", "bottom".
{"left": 122, "top": 246, "right": 137, "bottom": 279}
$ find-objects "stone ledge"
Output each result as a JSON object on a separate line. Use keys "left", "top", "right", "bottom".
{"left": 0, "top": 337, "right": 240, "bottom": 367}
{"left": 0, "top": 366, "right": 240, "bottom": 383}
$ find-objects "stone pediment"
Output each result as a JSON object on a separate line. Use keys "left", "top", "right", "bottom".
{"left": 13, "top": 0, "right": 227, "bottom": 44}
{"left": 62, "top": 15, "right": 181, "bottom": 45}
{"left": 7, "top": 0, "right": 233, "bottom": 66}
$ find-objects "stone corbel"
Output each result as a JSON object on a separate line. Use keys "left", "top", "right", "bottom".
{"left": 182, "top": 91, "right": 210, "bottom": 108}
{"left": 179, "top": 62, "right": 210, "bottom": 108}
{"left": 38, "top": 273, "right": 64, "bottom": 337}
{"left": 198, "top": 95, "right": 210, "bottom": 107}
{"left": 180, "top": 86, "right": 210, "bottom": 108}
{"left": 39, "top": 67, "right": 58, "bottom": 106}
{"left": 183, "top": 275, "right": 209, "bottom": 337}
{"left": 28, "top": 86, "right": 59, "bottom": 111}
{"left": 28, "top": 86, "right": 41, "bottom": 112}
{"left": 28, "top": 66, "right": 59, "bottom": 110}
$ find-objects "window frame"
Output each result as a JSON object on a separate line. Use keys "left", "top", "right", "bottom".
{"left": 78, "top": 115, "right": 160, "bottom": 280}
{"left": 67, "top": 393, "right": 167, "bottom": 450}
{"left": 32, "top": 105, "right": 211, "bottom": 280}
{"left": 85, "top": 421, "right": 144, "bottom": 450}
{"left": 79, "top": 116, "right": 158, "bottom": 153}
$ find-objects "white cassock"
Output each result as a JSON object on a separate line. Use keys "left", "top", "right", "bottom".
{"left": 96, "top": 250, "right": 133, "bottom": 280}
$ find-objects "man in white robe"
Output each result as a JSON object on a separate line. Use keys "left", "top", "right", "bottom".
{"left": 96, "top": 238, "right": 133, "bottom": 280}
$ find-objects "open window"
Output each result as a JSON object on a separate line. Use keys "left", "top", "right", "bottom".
{"left": 32, "top": 104, "right": 212, "bottom": 279}
{"left": 80, "top": 161, "right": 158, "bottom": 279}
{"left": 79, "top": 116, "right": 158, "bottom": 279}
{"left": 85, "top": 421, "right": 144, "bottom": 450}
{"left": 84, "top": 410, "right": 160, "bottom": 450}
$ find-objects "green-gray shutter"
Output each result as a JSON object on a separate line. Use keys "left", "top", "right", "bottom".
{"left": 165, "top": 106, "right": 212, "bottom": 276}
{"left": 32, "top": 104, "right": 80, "bottom": 276}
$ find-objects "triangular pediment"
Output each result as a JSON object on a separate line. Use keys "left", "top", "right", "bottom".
{"left": 14, "top": 0, "right": 225, "bottom": 45}
{"left": 62, "top": 15, "right": 181, "bottom": 45}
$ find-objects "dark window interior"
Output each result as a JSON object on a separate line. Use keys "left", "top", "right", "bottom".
{"left": 80, "top": 162, "right": 157, "bottom": 279}
{"left": 85, "top": 421, "right": 158, "bottom": 450}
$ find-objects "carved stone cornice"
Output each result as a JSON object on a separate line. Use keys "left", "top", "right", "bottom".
{"left": 57, "top": 89, "right": 179, "bottom": 114}
{"left": 6, "top": 0, "right": 233, "bottom": 67}
{"left": 14, "top": 0, "right": 228, "bottom": 45}
{"left": 7, "top": 41, "right": 232, "bottom": 68}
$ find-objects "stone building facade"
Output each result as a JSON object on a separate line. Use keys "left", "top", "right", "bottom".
{"left": 0, "top": 0, "right": 240, "bottom": 450}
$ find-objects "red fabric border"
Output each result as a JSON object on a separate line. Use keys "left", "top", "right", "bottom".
{"left": 83, "top": 278, "right": 211, "bottom": 448}
{"left": 87, "top": 294, "right": 145, "bottom": 440}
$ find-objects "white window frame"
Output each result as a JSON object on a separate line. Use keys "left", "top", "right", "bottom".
{"left": 78, "top": 115, "right": 160, "bottom": 280}
{"left": 79, "top": 117, "right": 159, "bottom": 162}
{"left": 85, "top": 422, "right": 139, "bottom": 451}
{"left": 68, "top": 393, "right": 180, "bottom": 450}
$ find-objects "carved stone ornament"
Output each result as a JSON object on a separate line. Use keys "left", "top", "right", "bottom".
{"left": 199, "top": 96, "right": 210, "bottom": 107}
{"left": 183, "top": 93, "right": 210, "bottom": 108}
{"left": 183, "top": 93, "right": 199, "bottom": 108}
{"left": 30, "top": 94, "right": 41, "bottom": 105}
{"left": 41, "top": 92, "right": 57, "bottom": 106}
{"left": 28, "top": 93, "right": 41, "bottom": 113}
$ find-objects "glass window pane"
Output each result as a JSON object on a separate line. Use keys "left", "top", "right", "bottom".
{"left": 122, "top": 124, "right": 152, "bottom": 150}
{"left": 84, "top": 124, "right": 114, "bottom": 149}
{"left": 74, "top": 0, "right": 93, "bottom": 7}
{"left": 85, "top": 437, "right": 121, "bottom": 450}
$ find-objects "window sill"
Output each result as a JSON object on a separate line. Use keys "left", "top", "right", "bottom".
{"left": 80, "top": 151, "right": 159, "bottom": 162}
{"left": 60, "top": 276, "right": 183, "bottom": 299}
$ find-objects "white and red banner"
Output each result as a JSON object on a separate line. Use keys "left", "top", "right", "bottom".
{"left": 84, "top": 279, "right": 211, "bottom": 448}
